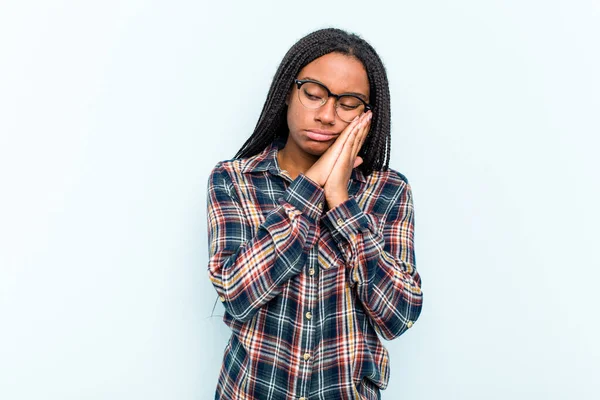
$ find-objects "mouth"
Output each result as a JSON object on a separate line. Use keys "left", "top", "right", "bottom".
{"left": 305, "top": 130, "right": 338, "bottom": 142}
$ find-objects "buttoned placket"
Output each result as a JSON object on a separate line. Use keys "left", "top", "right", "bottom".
{"left": 293, "top": 177, "right": 362, "bottom": 400}
{"left": 296, "top": 234, "right": 319, "bottom": 399}
{"left": 273, "top": 165, "right": 319, "bottom": 400}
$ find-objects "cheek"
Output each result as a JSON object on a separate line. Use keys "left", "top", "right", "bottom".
{"left": 286, "top": 101, "right": 310, "bottom": 132}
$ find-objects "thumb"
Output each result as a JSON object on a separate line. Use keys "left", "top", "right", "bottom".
{"left": 353, "top": 156, "right": 363, "bottom": 169}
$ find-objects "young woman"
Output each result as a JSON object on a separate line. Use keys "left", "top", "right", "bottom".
{"left": 206, "top": 27, "right": 423, "bottom": 400}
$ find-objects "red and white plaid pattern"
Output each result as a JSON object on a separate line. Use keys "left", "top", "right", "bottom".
{"left": 206, "top": 138, "right": 423, "bottom": 399}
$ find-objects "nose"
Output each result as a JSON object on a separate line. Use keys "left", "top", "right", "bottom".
{"left": 314, "top": 97, "right": 337, "bottom": 125}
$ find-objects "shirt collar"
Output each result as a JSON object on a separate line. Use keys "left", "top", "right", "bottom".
{"left": 241, "top": 137, "right": 367, "bottom": 183}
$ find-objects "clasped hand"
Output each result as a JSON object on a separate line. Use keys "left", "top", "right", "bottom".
{"left": 305, "top": 110, "right": 372, "bottom": 210}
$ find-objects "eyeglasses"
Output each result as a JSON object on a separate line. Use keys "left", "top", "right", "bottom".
{"left": 294, "top": 78, "right": 372, "bottom": 123}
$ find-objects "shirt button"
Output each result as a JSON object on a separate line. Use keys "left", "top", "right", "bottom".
{"left": 219, "top": 296, "right": 225, "bottom": 302}
{"left": 305, "top": 311, "right": 312, "bottom": 320}
{"left": 303, "top": 353, "right": 311, "bottom": 361}
{"left": 299, "top": 397, "right": 307, "bottom": 400}
{"left": 407, "top": 320, "right": 413, "bottom": 328}
{"left": 336, "top": 218, "right": 344, "bottom": 226}
{"left": 317, "top": 202, "right": 323, "bottom": 209}
{"left": 308, "top": 268, "right": 315, "bottom": 276}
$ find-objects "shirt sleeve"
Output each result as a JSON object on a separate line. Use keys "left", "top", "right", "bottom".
{"left": 206, "top": 162, "right": 324, "bottom": 323}
{"left": 321, "top": 175, "right": 423, "bottom": 340}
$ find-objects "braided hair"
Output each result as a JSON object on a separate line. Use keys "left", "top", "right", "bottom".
{"left": 234, "top": 28, "right": 392, "bottom": 176}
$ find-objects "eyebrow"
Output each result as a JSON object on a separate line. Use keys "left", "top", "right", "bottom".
{"left": 300, "top": 76, "right": 369, "bottom": 101}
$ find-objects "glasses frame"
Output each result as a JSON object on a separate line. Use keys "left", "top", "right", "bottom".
{"left": 293, "top": 79, "right": 372, "bottom": 121}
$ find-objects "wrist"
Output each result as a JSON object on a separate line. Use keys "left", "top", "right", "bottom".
{"left": 304, "top": 171, "right": 324, "bottom": 187}
{"left": 326, "top": 194, "right": 349, "bottom": 210}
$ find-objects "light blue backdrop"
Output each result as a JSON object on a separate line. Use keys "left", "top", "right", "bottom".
{"left": 1, "top": 1, "right": 598, "bottom": 399}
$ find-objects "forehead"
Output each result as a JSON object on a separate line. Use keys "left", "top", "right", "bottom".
{"left": 297, "top": 52, "right": 369, "bottom": 97}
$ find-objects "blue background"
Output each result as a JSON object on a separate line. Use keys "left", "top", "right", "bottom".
{"left": 0, "top": 1, "right": 598, "bottom": 399}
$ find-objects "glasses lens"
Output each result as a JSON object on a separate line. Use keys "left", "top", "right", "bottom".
{"left": 298, "top": 82, "right": 328, "bottom": 109}
{"left": 336, "top": 95, "right": 365, "bottom": 122}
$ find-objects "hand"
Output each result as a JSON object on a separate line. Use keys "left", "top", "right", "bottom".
{"left": 324, "top": 111, "right": 372, "bottom": 209}
{"left": 304, "top": 112, "right": 367, "bottom": 187}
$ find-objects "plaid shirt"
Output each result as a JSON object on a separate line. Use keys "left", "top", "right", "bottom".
{"left": 206, "top": 138, "right": 423, "bottom": 400}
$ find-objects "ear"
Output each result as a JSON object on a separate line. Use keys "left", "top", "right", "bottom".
{"left": 285, "top": 92, "right": 291, "bottom": 106}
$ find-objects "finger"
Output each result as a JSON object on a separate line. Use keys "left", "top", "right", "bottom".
{"left": 360, "top": 113, "right": 372, "bottom": 142}
{"left": 351, "top": 114, "right": 371, "bottom": 158}
{"left": 343, "top": 123, "right": 358, "bottom": 160}
{"left": 358, "top": 115, "right": 370, "bottom": 144}
{"left": 358, "top": 112, "right": 372, "bottom": 150}
{"left": 356, "top": 119, "right": 371, "bottom": 156}
{"left": 338, "top": 120, "right": 361, "bottom": 168}
{"left": 340, "top": 114, "right": 363, "bottom": 141}
{"left": 327, "top": 114, "right": 362, "bottom": 161}
{"left": 350, "top": 126, "right": 362, "bottom": 158}
{"left": 325, "top": 112, "right": 368, "bottom": 173}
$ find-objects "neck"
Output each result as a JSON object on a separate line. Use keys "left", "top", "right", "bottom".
{"left": 277, "top": 137, "right": 319, "bottom": 180}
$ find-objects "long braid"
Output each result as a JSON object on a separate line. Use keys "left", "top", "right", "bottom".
{"left": 234, "top": 28, "right": 393, "bottom": 177}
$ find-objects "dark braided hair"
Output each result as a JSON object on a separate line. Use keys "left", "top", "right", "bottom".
{"left": 234, "top": 27, "right": 392, "bottom": 176}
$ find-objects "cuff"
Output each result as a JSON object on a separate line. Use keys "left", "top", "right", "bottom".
{"left": 322, "top": 196, "right": 371, "bottom": 245}
{"left": 281, "top": 173, "right": 325, "bottom": 222}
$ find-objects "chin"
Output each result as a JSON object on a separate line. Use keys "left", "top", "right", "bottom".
{"left": 302, "top": 140, "right": 332, "bottom": 156}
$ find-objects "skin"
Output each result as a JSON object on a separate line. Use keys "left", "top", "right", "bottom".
{"left": 277, "top": 52, "right": 373, "bottom": 210}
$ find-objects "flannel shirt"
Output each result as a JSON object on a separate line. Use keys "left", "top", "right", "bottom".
{"left": 206, "top": 137, "right": 423, "bottom": 400}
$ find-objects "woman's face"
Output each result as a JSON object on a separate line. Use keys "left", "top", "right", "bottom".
{"left": 285, "top": 52, "right": 370, "bottom": 157}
